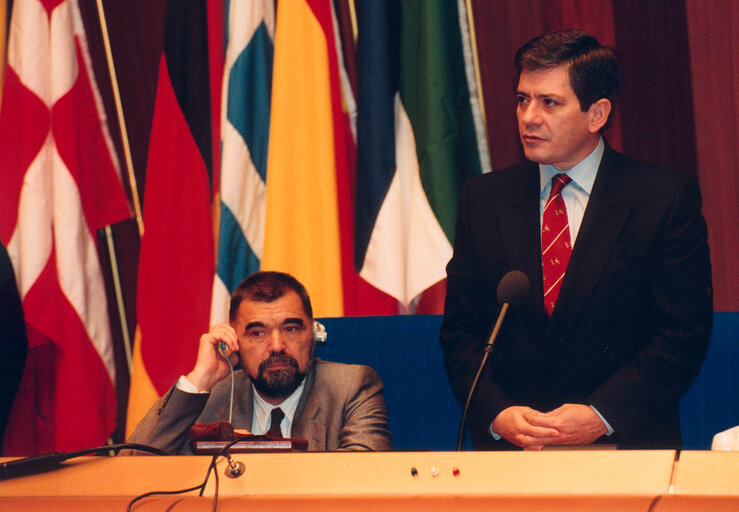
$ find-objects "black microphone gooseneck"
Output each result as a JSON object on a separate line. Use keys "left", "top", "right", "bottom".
{"left": 456, "top": 270, "right": 530, "bottom": 451}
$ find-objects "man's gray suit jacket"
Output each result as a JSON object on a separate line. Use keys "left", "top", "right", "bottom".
{"left": 127, "top": 358, "right": 392, "bottom": 453}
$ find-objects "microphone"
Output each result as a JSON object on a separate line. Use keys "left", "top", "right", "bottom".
{"left": 456, "top": 270, "right": 530, "bottom": 450}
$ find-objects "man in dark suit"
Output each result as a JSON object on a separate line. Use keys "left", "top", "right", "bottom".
{"left": 440, "top": 30, "right": 712, "bottom": 450}
{"left": 128, "top": 271, "right": 391, "bottom": 453}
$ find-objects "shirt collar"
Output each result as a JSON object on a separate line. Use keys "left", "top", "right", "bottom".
{"left": 540, "top": 136, "right": 604, "bottom": 196}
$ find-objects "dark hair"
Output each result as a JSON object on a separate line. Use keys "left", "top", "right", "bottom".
{"left": 229, "top": 271, "right": 313, "bottom": 322}
{"left": 515, "top": 29, "right": 620, "bottom": 127}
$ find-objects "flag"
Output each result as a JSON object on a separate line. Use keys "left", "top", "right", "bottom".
{"left": 210, "top": 0, "right": 274, "bottom": 324}
{"left": 260, "top": 0, "right": 346, "bottom": 316}
{"left": 354, "top": 0, "right": 490, "bottom": 308}
{"left": 0, "top": 0, "right": 130, "bottom": 455}
{"left": 211, "top": 0, "right": 397, "bottom": 320}
{"left": 126, "top": 0, "right": 214, "bottom": 433}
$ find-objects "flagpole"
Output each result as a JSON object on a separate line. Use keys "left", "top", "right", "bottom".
{"left": 464, "top": 0, "right": 489, "bottom": 146}
{"left": 104, "top": 225, "right": 133, "bottom": 372}
{"left": 347, "top": 0, "right": 358, "bottom": 42}
{"left": 94, "top": 0, "right": 144, "bottom": 236}
{"left": 94, "top": 0, "right": 143, "bottom": 374}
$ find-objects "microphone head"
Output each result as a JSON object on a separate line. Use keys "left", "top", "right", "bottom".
{"left": 496, "top": 271, "right": 530, "bottom": 308}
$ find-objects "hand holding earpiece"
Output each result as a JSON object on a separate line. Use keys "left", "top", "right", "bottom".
{"left": 185, "top": 323, "right": 240, "bottom": 392}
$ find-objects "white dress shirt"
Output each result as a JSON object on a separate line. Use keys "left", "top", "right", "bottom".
{"left": 177, "top": 374, "right": 305, "bottom": 437}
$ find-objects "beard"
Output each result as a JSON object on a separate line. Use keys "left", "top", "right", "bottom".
{"left": 251, "top": 352, "right": 305, "bottom": 400}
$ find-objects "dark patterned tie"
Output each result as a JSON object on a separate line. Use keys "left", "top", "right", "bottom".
{"left": 266, "top": 407, "right": 285, "bottom": 438}
{"left": 542, "top": 174, "right": 572, "bottom": 317}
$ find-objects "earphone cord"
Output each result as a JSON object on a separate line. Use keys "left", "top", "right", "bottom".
{"left": 217, "top": 342, "right": 235, "bottom": 424}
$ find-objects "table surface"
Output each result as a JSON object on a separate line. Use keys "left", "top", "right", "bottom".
{"left": 0, "top": 450, "right": 736, "bottom": 512}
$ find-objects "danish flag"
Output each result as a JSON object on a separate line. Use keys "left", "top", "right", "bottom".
{"left": 0, "top": 0, "right": 130, "bottom": 455}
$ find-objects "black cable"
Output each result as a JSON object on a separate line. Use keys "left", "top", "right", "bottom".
{"left": 211, "top": 455, "right": 220, "bottom": 512}
{"left": 126, "top": 481, "right": 209, "bottom": 511}
{"left": 72, "top": 443, "right": 170, "bottom": 457}
{"left": 0, "top": 443, "right": 169, "bottom": 479}
{"left": 127, "top": 438, "right": 242, "bottom": 511}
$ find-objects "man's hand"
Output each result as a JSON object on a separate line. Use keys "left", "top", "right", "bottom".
{"left": 491, "top": 406, "right": 560, "bottom": 450}
{"left": 185, "top": 323, "right": 240, "bottom": 392}
{"left": 526, "top": 404, "right": 608, "bottom": 446}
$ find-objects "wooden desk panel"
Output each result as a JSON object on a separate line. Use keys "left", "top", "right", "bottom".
{"left": 651, "top": 451, "right": 739, "bottom": 512}
{"left": 671, "top": 451, "right": 739, "bottom": 495}
{"left": 0, "top": 495, "right": 663, "bottom": 512}
{"left": 0, "top": 451, "right": 676, "bottom": 511}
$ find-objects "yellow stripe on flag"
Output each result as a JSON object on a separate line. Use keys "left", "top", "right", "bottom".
{"left": 125, "top": 326, "right": 161, "bottom": 436}
{"left": 262, "top": 0, "right": 343, "bottom": 317}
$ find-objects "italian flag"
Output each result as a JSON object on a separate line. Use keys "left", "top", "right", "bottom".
{"left": 354, "top": 0, "right": 489, "bottom": 309}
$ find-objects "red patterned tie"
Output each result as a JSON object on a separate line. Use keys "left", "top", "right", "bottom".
{"left": 542, "top": 174, "right": 572, "bottom": 317}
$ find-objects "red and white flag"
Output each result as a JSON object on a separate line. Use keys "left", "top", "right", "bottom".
{"left": 0, "top": 0, "right": 130, "bottom": 455}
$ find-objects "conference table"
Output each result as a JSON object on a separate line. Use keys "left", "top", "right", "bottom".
{"left": 1, "top": 450, "right": 737, "bottom": 511}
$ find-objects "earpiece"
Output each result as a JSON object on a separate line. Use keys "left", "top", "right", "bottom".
{"left": 312, "top": 320, "right": 327, "bottom": 343}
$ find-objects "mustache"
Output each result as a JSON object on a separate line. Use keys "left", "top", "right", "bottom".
{"left": 258, "top": 352, "right": 299, "bottom": 374}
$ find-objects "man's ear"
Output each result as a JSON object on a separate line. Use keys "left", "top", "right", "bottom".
{"left": 588, "top": 98, "right": 612, "bottom": 133}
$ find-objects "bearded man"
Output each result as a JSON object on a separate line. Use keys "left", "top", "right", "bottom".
{"left": 128, "top": 271, "right": 391, "bottom": 453}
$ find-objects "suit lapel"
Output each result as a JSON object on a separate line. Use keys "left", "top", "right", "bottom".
{"left": 551, "top": 146, "right": 632, "bottom": 329}
{"left": 292, "top": 363, "right": 326, "bottom": 450}
{"left": 496, "top": 162, "right": 545, "bottom": 309}
{"left": 293, "top": 393, "right": 326, "bottom": 450}
{"left": 218, "top": 372, "right": 254, "bottom": 432}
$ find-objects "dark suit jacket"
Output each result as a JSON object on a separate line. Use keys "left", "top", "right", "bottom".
{"left": 127, "top": 358, "right": 392, "bottom": 453}
{"left": 440, "top": 145, "right": 713, "bottom": 449}
{"left": 1, "top": 242, "right": 27, "bottom": 453}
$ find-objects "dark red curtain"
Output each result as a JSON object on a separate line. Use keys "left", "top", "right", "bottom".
{"left": 685, "top": 0, "right": 738, "bottom": 313}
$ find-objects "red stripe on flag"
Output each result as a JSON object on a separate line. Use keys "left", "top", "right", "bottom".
{"left": 3, "top": 249, "right": 116, "bottom": 455}
{"left": 137, "top": 55, "right": 214, "bottom": 395}
{"left": 0, "top": 68, "right": 50, "bottom": 243}
{"left": 52, "top": 42, "right": 130, "bottom": 230}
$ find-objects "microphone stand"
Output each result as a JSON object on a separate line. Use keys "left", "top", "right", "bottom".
{"left": 456, "top": 303, "right": 510, "bottom": 451}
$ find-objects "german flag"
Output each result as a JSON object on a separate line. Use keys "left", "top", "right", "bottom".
{"left": 127, "top": 0, "right": 215, "bottom": 433}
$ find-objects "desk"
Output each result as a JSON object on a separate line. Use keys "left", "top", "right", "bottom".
{"left": 0, "top": 451, "right": 675, "bottom": 511}
{"left": 652, "top": 450, "right": 739, "bottom": 512}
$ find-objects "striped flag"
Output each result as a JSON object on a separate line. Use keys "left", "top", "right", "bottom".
{"left": 355, "top": 0, "right": 489, "bottom": 309}
{"left": 211, "top": 0, "right": 397, "bottom": 319}
{"left": 0, "top": 0, "right": 130, "bottom": 454}
{"left": 126, "top": 0, "right": 215, "bottom": 433}
{"left": 254, "top": 0, "right": 345, "bottom": 316}
{"left": 260, "top": 0, "right": 347, "bottom": 316}
{"left": 210, "top": 0, "right": 274, "bottom": 324}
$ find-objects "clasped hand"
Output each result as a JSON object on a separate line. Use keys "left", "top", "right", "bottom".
{"left": 491, "top": 404, "right": 608, "bottom": 450}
